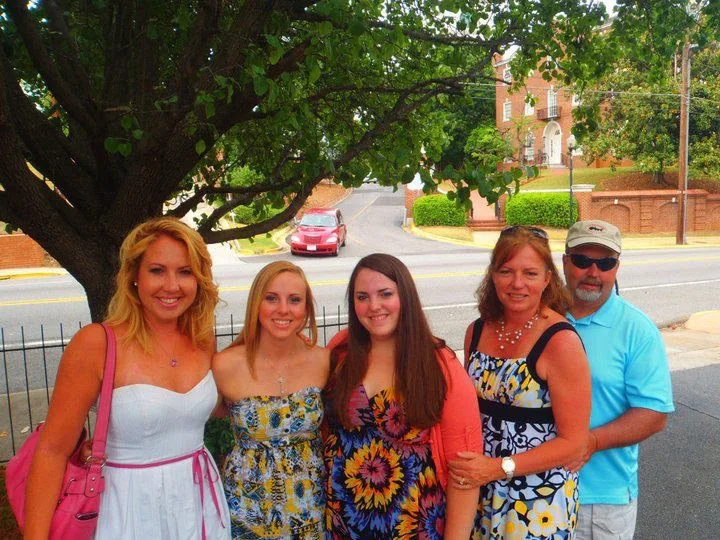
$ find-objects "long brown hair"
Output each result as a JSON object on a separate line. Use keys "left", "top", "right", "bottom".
{"left": 105, "top": 217, "right": 218, "bottom": 351}
{"left": 233, "top": 261, "right": 318, "bottom": 377}
{"left": 476, "top": 226, "right": 571, "bottom": 321}
{"left": 332, "top": 253, "right": 447, "bottom": 429}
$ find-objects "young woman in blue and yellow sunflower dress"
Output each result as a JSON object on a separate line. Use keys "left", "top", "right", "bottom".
{"left": 323, "top": 254, "right": 482, "bottom": 539}
{"left": 213, "top": 261, "right": 330, "bottom": 538}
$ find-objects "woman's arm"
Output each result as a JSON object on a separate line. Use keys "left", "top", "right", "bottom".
{"left": 436, "top": 349, "right": 482, "bottom": 538}
{"left": 449, "top": 329, "right": 591, "bottom": 484}
{"left": 24, "top": 324, "right": 106, "bottom": 539}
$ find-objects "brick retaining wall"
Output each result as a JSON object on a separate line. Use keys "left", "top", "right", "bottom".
{"left": 0, "top": 233, "right": 47, "bottom": 269}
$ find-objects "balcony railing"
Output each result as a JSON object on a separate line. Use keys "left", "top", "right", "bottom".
{"left": 536, "top": 105, "right": 561, "bottom": 120}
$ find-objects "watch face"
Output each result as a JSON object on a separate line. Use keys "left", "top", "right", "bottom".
{"left": 502, "top": 457, "right": 515, "bottom": 476}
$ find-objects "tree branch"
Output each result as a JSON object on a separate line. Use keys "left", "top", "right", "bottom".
{"left": 44, "top": 0, "right": 96, "bottom": 105}
{"left": 0, "top": 43, "right": 99, "bottom": 214}
{"left": 6, "top": 0, "right": 98, "bottom": 135}
{"left": 201, "top": 182, "right": 316, "bottom": 243}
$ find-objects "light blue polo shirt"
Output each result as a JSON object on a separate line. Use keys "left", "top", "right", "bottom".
{"left": 567, "top": 291, "right": 674, "bottom": 504}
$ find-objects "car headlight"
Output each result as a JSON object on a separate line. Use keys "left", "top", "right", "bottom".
{"left": 327, "top": 235, "right": 338, "bottom": 243}
{"left": 291, "top": 235, "right": 300, "bottom": 242}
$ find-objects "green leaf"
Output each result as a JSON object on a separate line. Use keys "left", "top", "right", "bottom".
{"left": 104, "top": 137, "right": 119, "bottom": 153}
{"left": 132, "top": 129, "right": 144, "bottom": 140}
{"left": 195, "top": 139, "right": 207, "bottom": 155}
{"left": 120, "top": 115, "right": 133, "bottom": 130}
{"left": 253, "top": 75, "right": 269, "bottom": 96}
{"left": 118, "top": 142, "right": 132, "bottom": 157}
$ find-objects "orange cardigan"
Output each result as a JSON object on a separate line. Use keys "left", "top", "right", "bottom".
{"left": 326, "top": 329, "right": 482, "bottom": 489}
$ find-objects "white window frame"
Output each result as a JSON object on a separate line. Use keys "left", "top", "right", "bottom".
{"left": 572, "top": 93, "right": 581, "bottom": 106}
{"left": 503, "top": 100, "right": 512, "bottom": 122}
{"left": 548, "top": 86, "right": 558, "bottom": 109}
{"left": 524, "top": 94, "right": 535, "bottom": 116}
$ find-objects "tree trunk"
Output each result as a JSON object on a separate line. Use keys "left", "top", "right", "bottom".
{"left": 652, "top": 170, "right": 665, "bottom": 185}
{"left": 84, "top": 264, "right": 119, "bottom": 322}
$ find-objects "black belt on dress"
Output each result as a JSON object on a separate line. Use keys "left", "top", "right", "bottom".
{"left": 479, "top": 398, "right": 555, "bottom": 424}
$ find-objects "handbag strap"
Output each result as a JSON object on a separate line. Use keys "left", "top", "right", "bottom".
{"left": 87, "top": 323, "right": 117, "bottom": 463}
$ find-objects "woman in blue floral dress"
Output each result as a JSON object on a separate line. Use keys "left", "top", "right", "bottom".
{"left": 449, "top": 226, "right": 591, "bottom": 540}
{"left": 324, "top": 254, "right": 483, "bottom": 539}
{"left": 213, "top": 261, "right": 329, "bottom": 538}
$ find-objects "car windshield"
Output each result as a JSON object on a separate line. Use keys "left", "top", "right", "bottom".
{"left": 300, "top": 214, "right": 337, "bottom": 227}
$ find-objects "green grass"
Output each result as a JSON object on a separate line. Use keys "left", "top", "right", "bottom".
{"left": 233, "top": 235, "right": 280, "bottom": 254}
{"left": 522, "top": 166, "right": 638, "bottom": 190}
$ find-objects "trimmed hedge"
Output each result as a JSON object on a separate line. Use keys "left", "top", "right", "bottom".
{"left": 413, "top": 194, "right": 468, "bottom": 226}
{"left": 504, "top": 192, "right": 578, "bottom": 228}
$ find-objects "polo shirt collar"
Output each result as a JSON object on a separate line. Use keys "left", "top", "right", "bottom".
{"left": 567, "top": 290, "right": 619, "bottom": 328}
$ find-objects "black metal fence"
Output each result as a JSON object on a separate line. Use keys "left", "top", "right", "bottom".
{"left": 0, "top": 307, "right": 348, "bottom": 463}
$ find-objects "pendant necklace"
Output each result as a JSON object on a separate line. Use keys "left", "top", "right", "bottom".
{"left": 154, "top": 333, "right": 180, "bottom": 367}
{"left": 496, "top": 312, "right": 540, "bottom": 351}
{"left": 268, "top": 357, "right": 290, "bottom": 396}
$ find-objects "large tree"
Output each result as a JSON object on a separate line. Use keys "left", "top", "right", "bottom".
{"left": 0, "top": 0, "right": 695, "bottom": 319}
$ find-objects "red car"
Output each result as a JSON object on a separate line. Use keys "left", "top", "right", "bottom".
{"left": 290, "top": 208, "right": 347, "bottom": 256}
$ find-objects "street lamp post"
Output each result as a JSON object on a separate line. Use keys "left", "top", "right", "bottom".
{"left": 567, "top": 134, "right": 576, "bottom": 227}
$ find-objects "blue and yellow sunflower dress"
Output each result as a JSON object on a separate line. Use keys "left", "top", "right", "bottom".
{"left": 223, "top": 386, "right": 325, "bottom": 539}
{"left": 466, "top": 319, "right": 580, "bottom": 540}
{"left": 324, "top": 384, "right": 446, "bottom": 539}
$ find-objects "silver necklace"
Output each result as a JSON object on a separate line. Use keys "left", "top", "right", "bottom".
{"left": 496, "top": 312, "right": 540, "bottom": 350}
{"left": 153, "top": 334, "right": 180, "bottom": 367}
{"left": 268, "top": 357, "right": 289, "bottom": 396}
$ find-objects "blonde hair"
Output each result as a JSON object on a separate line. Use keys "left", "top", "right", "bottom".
{"left": 233, "top": 261, "right": 317, "bottom": 377}
{"left": 106, "top": 217, "right": 219, "bottom": 351}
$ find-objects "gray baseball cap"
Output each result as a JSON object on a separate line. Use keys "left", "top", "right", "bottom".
{"left": 566, "top": 220, "right": 622, "bottom": 254}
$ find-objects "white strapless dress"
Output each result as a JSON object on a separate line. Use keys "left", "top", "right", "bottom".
{"left": 94, "top": 371, "right": 230, "bottom": 539}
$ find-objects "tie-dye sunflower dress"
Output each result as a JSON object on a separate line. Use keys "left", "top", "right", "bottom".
{"left": 222, "top": 386, "right": 325, "bottom": 539}
{"left": 466, "top": 319, "right": 580, "bottom": 540}
{"left": 323, "top": 384, "right": 446, "bottom": 539}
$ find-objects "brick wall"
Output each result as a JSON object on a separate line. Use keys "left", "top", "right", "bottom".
{"left": 574, "top": 189, "right": 718, "bottom": 233}
{"left": 0, "top": 233, "right": 47, "bottom": 269}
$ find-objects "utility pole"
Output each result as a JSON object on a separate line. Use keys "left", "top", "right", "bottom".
{"left": 676, "top": 42, "right": 691, "bottom": 245}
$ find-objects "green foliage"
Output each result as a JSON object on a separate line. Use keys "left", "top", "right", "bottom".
{"left": 505, "top": 193, "right": 578, "bottom": 228}
{"left": 689, "top": 137, "right": 720, "bottom": 181}
{"left": 204, "top": 418, "right": 234, "bottom": 463}
{"left": 464, "top": 126, "right": 513, "bottom": 169}
{"left": 232, "top": 202, "right": 284, "bottom": 225}
{"left": 413, "top": 194, "right": 467, "bottom": 226}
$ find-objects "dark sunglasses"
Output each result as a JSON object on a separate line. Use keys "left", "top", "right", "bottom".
{"left": 500, "top": 225, "right": 549, "bottom": 240}
{"left": 567, "top": 253, "right": 618, "bottom": 272}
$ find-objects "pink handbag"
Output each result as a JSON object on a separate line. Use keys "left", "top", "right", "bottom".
{"left": 4, "top": 323, "right": 116, "bottom": 538}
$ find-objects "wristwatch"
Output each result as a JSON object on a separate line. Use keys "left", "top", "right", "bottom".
{"left": 501, "top": 456, "right": 516, "bottom": 479}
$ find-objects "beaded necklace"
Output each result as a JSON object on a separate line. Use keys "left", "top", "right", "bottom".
{"left": 496, "top": 312, "right": 540, "bottom": 351}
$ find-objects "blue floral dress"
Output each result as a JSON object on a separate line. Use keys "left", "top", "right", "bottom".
{"left": 324, "top": 385, "right": 446, "bottom": 539}
{"left": 466, "top": 319, "right": 580, "bottom": 540}
{"left": 223, "top": 387, "right": 325, "bottom": 539}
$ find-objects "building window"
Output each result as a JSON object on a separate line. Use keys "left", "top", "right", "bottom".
{"left": 503, "top": 100, "right": 512, "bottom": 122}
{"left": 524, "top": 94, "right": 535, "bottom": 116}
{"left": 548, "top": 86, "right": 558, "bottom": 116}
{"left": 503, "top": 68, "right": 511, "bottom": 84}
{"left": 524, "top": 131, "right": 535, "bottom": 162}
{"left": 572, "top": 93, "right": 581, "bottom": 106}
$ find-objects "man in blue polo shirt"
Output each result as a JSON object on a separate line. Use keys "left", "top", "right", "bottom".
{"left": 562, "top": 220, "right": 674, "bottom": 540}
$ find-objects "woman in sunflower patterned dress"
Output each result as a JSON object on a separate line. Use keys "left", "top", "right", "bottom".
{"left": 448, "top": 226, "right": 591, "bottom": 540}
{"left": 324, "top": 253, "right": 482, "bottom": 539}
{"left": 213, "top": 261, "right": 330, "bottom": 538}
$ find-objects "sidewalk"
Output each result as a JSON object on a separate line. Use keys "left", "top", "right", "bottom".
{"left": 409, "top": 225, "right": 720, "bottom": 251}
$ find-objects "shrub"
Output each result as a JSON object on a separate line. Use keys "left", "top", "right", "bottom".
{"left": 504, "top": 192, "right": 578, "bottom": 228}
{"left": 232, "top": 203, "right": 284, "bottom": 225}
{"left": 413, "top": 194, "right": 468, "bottom": 226}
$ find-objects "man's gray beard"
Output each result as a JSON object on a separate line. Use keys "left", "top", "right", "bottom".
{"left": 573, "top": 287, "right": 603, "bottom": 303}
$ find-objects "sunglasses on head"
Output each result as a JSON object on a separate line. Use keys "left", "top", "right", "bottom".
{"left": 567, "top": 253, "right": 618, "bottom": 271}
{"left": 500, "top": 225, "right": 549, "bottom": 240}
